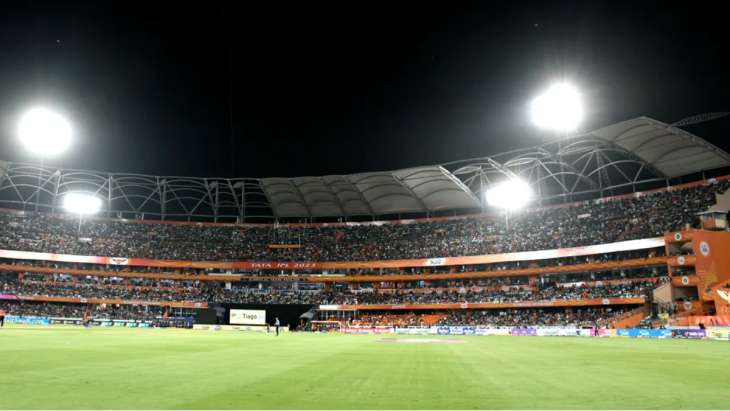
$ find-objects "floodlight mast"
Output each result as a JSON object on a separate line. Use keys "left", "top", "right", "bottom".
{"left": 485, "top": 179, "right": 533, "bottom": 230}
{"left": 18, "top": 108, "right": 73, "bottom": 157}
{"left": 62, "top": 192, "right": 102, "bottom": 232}
{"left": 529, "top": 82, "right": 583, "bottom": 204}
{"left": 17, "top": 107, "right": 73, "bottom": 211}
{"left": 530, "top": 82, "right": 583, "bottom": 133}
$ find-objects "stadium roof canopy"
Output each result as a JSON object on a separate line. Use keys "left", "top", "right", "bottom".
{"left": 1, "top": 116, "right": 728, "bottom": 222}
{"left": 260, "top": 166, "right": 479, "bottom": 218}
{"left": 590, "top": 117, "right": 730, "bottom": 178}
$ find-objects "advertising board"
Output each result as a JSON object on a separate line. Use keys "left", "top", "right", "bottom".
{"left": 616, "top": 328, "right": 672, "bottom": 338}
{"left": 6, "top": 315, "right": 49, "bottom": 325}
{"left": 705, "top": 327, "right": 730, "bottom": 340}
{"left": 229, "top": 309, "right": 266, "bottom": 325}
{"left": 672, "top": 329, "right": 706, "bottom": 339}
{"left": 510, "top": 327, "right": 537, "bottom": 336}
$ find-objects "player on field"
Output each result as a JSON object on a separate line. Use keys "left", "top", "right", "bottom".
{"left": 275, "top": 317, "right": 280, "bottom": 336}
{"left": 0, "top": 308, "right": 6, "bottom": 328}
{"left": 83, "top": 307, "right": 92, "bottom": 328}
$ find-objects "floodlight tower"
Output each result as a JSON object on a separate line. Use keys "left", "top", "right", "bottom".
{"left": 63, "top": 192, "right": 102, "bottom": 232}
{"left": 486, "top": 178, "right": 533, "bottom": 230}
{"left": 530, "top": 82, "right": 584, "bottom": 203}
{"left": 17, "top": 107, "right": 73, "bottom": 211}
{"left": 530, "top": 82, "right": 583, "bottom": 133}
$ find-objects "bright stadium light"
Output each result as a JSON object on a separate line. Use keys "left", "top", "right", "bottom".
{"left": 18, "top": 107, "right": 72, "bottom": 157}
{"left": 485, "top": 178, "right": 533, "bottom": 210}
{"left": 530, "top": 82, "right": 583, "bottom": 132}
{"left": 63, "top": 192, "right": 102, "bottom": 215}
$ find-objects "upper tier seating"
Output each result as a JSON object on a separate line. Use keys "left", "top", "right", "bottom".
{"left": 0, "top": 181, "right": 726, "bottom": 261}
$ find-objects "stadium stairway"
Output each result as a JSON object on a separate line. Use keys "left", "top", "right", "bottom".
{"left": 612, "top": 305, "right": 652, "bottom": 328}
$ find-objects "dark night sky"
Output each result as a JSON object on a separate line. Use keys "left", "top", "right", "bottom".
{"left": 0, "top": 1, "right": 728, "bottom": 178}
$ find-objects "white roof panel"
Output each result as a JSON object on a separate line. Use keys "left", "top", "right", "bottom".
{"left": 590, "top": 117, "right": 730, "bottom": 178}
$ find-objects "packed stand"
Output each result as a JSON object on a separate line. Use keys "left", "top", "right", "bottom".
{"left": 0, "top": 181, "right": 725, "bottom": 261}
{"left": 0, "top": 300, "right": 164, "bottom": 320}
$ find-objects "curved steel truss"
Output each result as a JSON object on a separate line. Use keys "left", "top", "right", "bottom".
{"left": 0, "top": 116, "right": 728, "bottom": 221}
{"left": 0, "top": 164, "right": 273, "bottom": 221}
{"left": 447, "top": 116, "right": 730, "bottom": 203}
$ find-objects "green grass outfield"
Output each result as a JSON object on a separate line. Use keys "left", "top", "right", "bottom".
{"left": 1, "top": 325, "right": 729, "bottom": 410}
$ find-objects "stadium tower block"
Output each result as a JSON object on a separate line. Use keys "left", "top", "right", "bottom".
{"left": 665, "top": 229, "right": 730, "bottom": 325}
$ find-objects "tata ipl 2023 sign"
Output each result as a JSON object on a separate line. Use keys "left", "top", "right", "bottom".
{"left": 229, "top": 309, "right": 267, "bottom": 325}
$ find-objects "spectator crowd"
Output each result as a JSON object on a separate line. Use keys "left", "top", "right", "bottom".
{"left": 337, "top": 307, "right": 633, "bottom": 328}
{"left": 0, "top": 181, "right": 716, "bottom": 324}
{"left": 0, "top": 300, "right": 163, "bottom": 320}
{"left": 0, "top": 181, "right": 725, "bottom": 262}
{"left": 437, "top": 307, "right": 631, "bottom": 327}
{"left": 2, "top": 274, "right": 655, "bottom": 306}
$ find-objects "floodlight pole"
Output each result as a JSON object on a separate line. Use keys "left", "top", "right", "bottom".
{"left": 35, "top": 157, "right": 45, "bottom": 212}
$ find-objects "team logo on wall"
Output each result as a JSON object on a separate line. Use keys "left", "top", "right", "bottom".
{"left": 717, "top": 290, "right": 730, "bottom": 303}
{"left": 674, "top": 232, "right": 682, "bottom": 241}
{"left": 677, "top": 255, "right": 685, "bottom": 265}
{"left": 425, "top": 258, "right": 446, "bottom": 266}
{"left": 681, "top": 276, "right": 690, "bottom": 286}
{"left": 699, "top": 241, "right": 710, "bottom": 256}
{"left": 602, "top": 298, "right": 610, "bottom": 305}
{"left": 109, "top": 257, "right": 130, "bottom": 265}
{"left": 683, "top": 301, "right": 693, "bottom": 311}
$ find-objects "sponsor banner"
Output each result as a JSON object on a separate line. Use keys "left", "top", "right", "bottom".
{"left": 598, "top": 328, "right": 616, "bottom": 337}
{"left": 0, "top": 293, "right": 18, "bottom": 300}
{"left": 672, "top": 329, "right": 706, "bottom": 339}
{"left": 193, "top": 324, "right": 285, "bottom": 333}
{"left": 230, "top": 309, "right": 266, "bottom": 325}
{"left": 48, "top": 317, "right": 152, "bottom": 327}
{"left": 510, "top": 327, "right": 537, "bottom": 336}
{"left": 395, "top": 327, "right": 434, "bottom": 335}
{"left": 706, "top": 327, "right": 730, "bottom": 341}
{"left": 436, "top": 326, "right": 452, "bottom": 335}
{"left": 342, "top": 326, "right": 393, "bottom": 334}
{"left": 328, "top": 297, "right": 645, "bottom": 311}
{"left": 49, "top": 318, "right": 87, "bottom": 326}
{"left": 449, "top": 326, "right": 464, "bottom": 335}
{"left": 6, "top": 315, "right": 50, "bottom": 325}
{"left": 425, "top": 258, "right": 447, "bottom": 267}
{"left": 434, "top": 326, "right": 477, "bottom": 335}
{"left": 401, "top": 326, "right": 510, "bottom": 336}
{"left": 579, "top": 329, "right": 596, "bottom": 337}
{"left": 109, "top": 257, "right": 129, "bottom": 265}
{"left": 0, "top": 237, "right": 664, "bottom": 270}
{"left": 537, "top": 327, "right": 584, "bottom": 337}
{"left": 616, "top": 328, "right": 673, "bottom": 338}
{"left": 474, "top": 327, "right": 511, "bottom": 336}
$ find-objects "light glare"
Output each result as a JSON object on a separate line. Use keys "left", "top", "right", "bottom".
{"left": 486, "top": 179, "right": 533, "bottom": 210}
{"left": 530, "top": 83, "right": 583, "bottom": 132}
{"left": 63, "top": 192, "right": 102, "bottom": 215}
{"left": 18, "top": 107, "right": 72, "bottom": 156}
